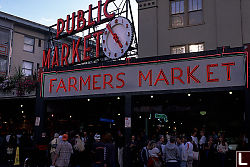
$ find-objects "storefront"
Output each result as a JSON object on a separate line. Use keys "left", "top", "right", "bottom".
{"left": 36, "top": 47, "right": 249, "bottom": 146}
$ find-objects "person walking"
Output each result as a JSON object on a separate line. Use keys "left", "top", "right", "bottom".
{"left": 91, "top": 134, "right": 105, "bottom": 167}
{"left": 141, "top": 140, "right": 152, "bottom": 167}
{"left": 147, "top": 147, "right": 162, "bottom": 167}
{"left": 163, "top": 137, "right": 180, "bottom": 167}
{"left": 104, "top": 133, "right": 116, "bottom": 167}
{"left": 73, "top": 134, "right": 85, "bottom": 167}
{"left": 50, "top": 133, "right": 59, "bottom": 166}
{"left": 217, "top": 136, "right": 228, "bottom": 167}
{"left": 178, "top": 137, "right": 188, "bottom": 167}
{"left": 53, "top": 134, "right": 73, "bottom": 167}
{"left": 186, "top": 137, "right": 193, "bottom": 167}
{"left": 116, "top": 131, "right": 124, "bottom": 167}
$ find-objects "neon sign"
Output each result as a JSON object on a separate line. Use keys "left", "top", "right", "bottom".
{"left": 42, "top": 0, "right": 133, "bottom": 69}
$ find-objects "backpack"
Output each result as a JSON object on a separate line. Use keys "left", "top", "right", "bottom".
{"left": 74, "top": 138, "right": 85, "bottom": 152}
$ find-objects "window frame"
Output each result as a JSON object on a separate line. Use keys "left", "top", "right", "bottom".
{"left": 23, "top": 36, "right": 35, "bottom": 53}
{"left": 22, "top": 60, "right": 33, "bottom": 76}
{"left": 169, "top": 0, "right": 204, "bottom": 29}
{"left": 171, "top": 43, "right": 204, "bottom": 54}
{"left": 170, "top": 0, "right": 185, "bottom": 28}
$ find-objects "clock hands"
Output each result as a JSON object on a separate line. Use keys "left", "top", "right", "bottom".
{"left": 106, "top": 24, "right": 123, "bottom": 48}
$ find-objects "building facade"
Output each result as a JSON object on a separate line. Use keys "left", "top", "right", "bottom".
{"left": 137, "top": 0, "right": 250, "bottom": 57}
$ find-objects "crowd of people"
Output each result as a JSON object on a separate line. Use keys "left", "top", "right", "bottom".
{"left": 0, "top": 128, "right": 248, "bottom": 167}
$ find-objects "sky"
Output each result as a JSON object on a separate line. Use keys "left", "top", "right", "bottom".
{"left": 0, "top": 0, "right": 138, "bottom": 31}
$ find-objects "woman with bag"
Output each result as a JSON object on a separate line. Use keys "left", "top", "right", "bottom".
{"left": 147, "top": 147, "right": 162, "bottom": 167}
{"left": 50, "top": 133, "right": 59, "bottom": 166}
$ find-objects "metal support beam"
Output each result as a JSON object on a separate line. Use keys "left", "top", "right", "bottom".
{"left": 124, "top": 94, "right": 132, "bottom": 167}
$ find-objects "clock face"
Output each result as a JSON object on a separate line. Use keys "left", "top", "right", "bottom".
{"left": 102, "top": 16, "right": 133, "bottom": 59}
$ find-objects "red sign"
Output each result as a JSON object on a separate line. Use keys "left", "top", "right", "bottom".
{"left": 236, "top": 151, "right": 250, "bottom": 167}
{"left": 42, "top": 0, "right": 115, "bottom": 69}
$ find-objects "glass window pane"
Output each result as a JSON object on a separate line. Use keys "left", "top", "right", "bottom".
{"left": 23, "top": 61, "right": 33, "bottom": 70}
{"left": 24, "top": 37, "right": 34, "bottom": 45}
{"left": 189, "top": 43, "right": 204, "bottom": 52}
{"left": 189, "top": 44, "right": 199, "bottom": 52}
{"left": 0, "top": 58, "right": 7, "bottom": 72}
{"left": 180, "top": 0, "right": 184, "bottom": 13}
{"left": 198, "top": 0, "right": 202, "bottom": 10}
{"left": 193, "top": 0, "right": 198, "bottom": 10}
{"left": 171, "top": 14, "right": 184, "bottom": 28}
{"left": 171, "top": 46, "right": 186, "bottom": 54}
{"left": 188, "top": 10, "right": 203, "bottom": 25}
{"left": 176, "top": 1, "right": 180, "bottom": 13}
{"left": 189, "top": 0, "right": 193, "bottom": 11}
{"left": 171, "top": 1, "right": 176, "bottom": 14}
{"left": 24, "top": 44, "right": 34, "bottom": 52}
{"left": 22, "top": 69, "right": 32, "bottom": 76}
{"left": 198, "top": 44, "right": 204, "bottom": 51}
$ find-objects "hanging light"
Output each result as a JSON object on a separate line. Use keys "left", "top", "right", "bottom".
{"left": 151, "top": 95, "right": 154, "bottom": 99}
{"left": 117, "top": 97, "right": 120, "bottom": 100}
{"left": 52, "top": 114, "right": 54, "bottom": 117}
{"left": 139, "top": 116, "right": 142, "bottom": 119}
{"left": 21, "top": 111, "right": 24, "bottom": 114}
{"left": 229, "top": 91, "right": 233, "bottom": 95}
{"left": 20, "top": 105, "right": 23, "bottom": 108}
{"left": 70, "top": 115, "right": 72, "bottom": 118}
{"left": 87, "top": 99, "right": 91, "bottom": 102}
{"left": 188, "top": 93, "right": 191, "bottom": 97}
{"left": 118, "top": 113, "right": 121, "bottom": 116}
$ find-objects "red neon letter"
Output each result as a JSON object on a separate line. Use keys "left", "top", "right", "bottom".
{"left": 77, "top": 10, "right": 86, "bottom": 32}
{"left": 56, "top": 78, "right": 67, "bottom": 92}
{"left": 103, "top": 0, "right": 115, "bottom": 19}
{"left": 49, "top": 78, "right": 57, "bottom": 93}
{"left": 56, "top": 19, "right": 65, "bottom": 39}
{"left": 61, "top": 43, "right": 70, "bottom": 66}
{"left": 207, "top": 64, "right": 219, "bottom": 82}
{"left": 187, "top": 65, "right": 200, "bottom": 84}
{"left": 116, "top": 73, "right": 125, "bottom": 88}
{"left": 171, "top": 67, "right": 184, "bottom": 85}
{"left": 93, "top": 30, "right": 103, "bottom": 58}
{"left": 103, "top": 74, "right": 114, "bottom": 89}
{"left": 79, "top": 76, "right": 91, "bottom": 90}
{"left": 66, "top": 12, "right": 75, "bottom": 35}
{"left": 52, "top": 47, "right": 59, "bottom": 68}
{"left": 93, "top": 75, "right": 101, "bottom": 90}
{"left": 42, "top": 49, "right": 51, "bottom": 69}
{"left": 221, "top": 62, "right": 235, "bottom": 81}
{"left": 139, "top": 70, "right": 152, "bottom": 87}
{"left": 88, "top": 4, "right": 96, "bottom": 27}
{"left": 68, "top": 77, "right": 78, "bottom": 92}
{"left": 97, "top": 0, "right": 102, "bottom": 23}
{"left": 72, "top": 37, "right": 82, "bottom": 64}
{"left": 83, "top": 34, "right": 92, "bottom": 61}
{"left": 154, "top": 69, "right": 169, "bottom": 86}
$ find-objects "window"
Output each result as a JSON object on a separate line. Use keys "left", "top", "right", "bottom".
{"left": 170, "top": 0, "right": 185, "bottom": 28}
{"left": 23, "top": 36, "right": 34, "bottom": 53}
{"left": 170, "top": 0, "right": 203, "bottom": 28}
{"left": 0, "top": 57, "right": 7, "bottom": 73}
{"left": 38, "top": 39, "right": 41, "bottom": 47}
{"left": 171, "top": 43, "right": 204, "bottom": 54}
{"left": 188, "top": 0, "right": 203, "bottom": 25}
{"left": 189, "top": 43, "right": 204, "bottom": 52}
{"left": 171, "top": 45, "right": 186, "bottom": 54}
{"left": 22, "top": 61, "right": 33, "bottom": 76}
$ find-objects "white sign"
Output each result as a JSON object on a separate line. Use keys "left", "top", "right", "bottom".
{"left": 35, "top": 117, "right": 40, "bottom": 126}
{"left": 125, "top": 117, "right": 131, "bottom": 128}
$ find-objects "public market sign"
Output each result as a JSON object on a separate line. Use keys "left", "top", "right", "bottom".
{"left": 41, "top": 54, "right": 246, "bottom": 98}
{"left": 42, "top": 0, "right": 134, "bottom": 69}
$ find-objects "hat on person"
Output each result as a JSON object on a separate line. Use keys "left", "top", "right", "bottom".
{"left": 54, "top": 133, "right": 59, "bottom": 138}
{"left": 94, "top": 134, "right": 101, "bottom": 140}
{"left": 62, "top": 134, "right": 68, "bottom": 141}
{"left": 149, "top": 147, "right": 160, "bottom": 157}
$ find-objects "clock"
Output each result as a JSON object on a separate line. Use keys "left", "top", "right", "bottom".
{"left": 102, "top": 16, "right": 133, "bottom": 59}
